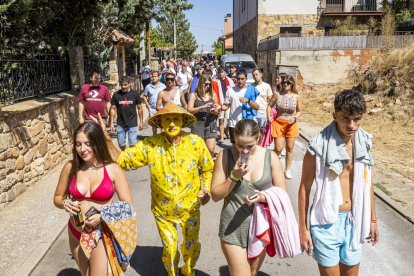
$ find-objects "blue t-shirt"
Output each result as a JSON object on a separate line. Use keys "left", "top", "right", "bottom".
{"left": 242, "top": 85, "right": 259, "bottom": 120}
{"left": 190, "top": 75, "right": 200, "bottom": 93}
{"left": 144, "top": 82, "right": 166, "bottom": 109}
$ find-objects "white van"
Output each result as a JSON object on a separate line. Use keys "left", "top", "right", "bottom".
{"left": 220, "top": 54, "right": 257, "bottom": 85}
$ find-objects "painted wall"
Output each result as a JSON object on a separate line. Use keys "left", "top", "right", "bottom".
{"left": 258, "top": 0, "right": 319, "bottom": 15}
{"left": 257, "top": 49, "right": 379, "bottom": 85}
{"left": 233, "top": 0, "right": 257, "bottom": 31}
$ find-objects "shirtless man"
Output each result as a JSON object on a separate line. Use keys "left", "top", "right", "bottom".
{"left": 298, "top": 89, "right": 379, "bottom": 276}
{"left": 156, "top": 72, "right": 187, "bottom": 110}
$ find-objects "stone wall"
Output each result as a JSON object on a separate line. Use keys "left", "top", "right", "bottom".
{"left": 257, "top": 50, "right": 280, "bottom": 86}
{"left": 257, "top": 48, "right": 380, "bottom": 85}
{"left": 257, "top": 14, "right": 323, "bottom": 42}
{"left": 233, "top": 17, "right": 258, "bottom": 58}
{"left": 0, "top": 92, "right": 77, "bottom": 211}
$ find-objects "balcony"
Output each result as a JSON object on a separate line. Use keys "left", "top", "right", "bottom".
{"left": 323, "top": 0, "right": 381, "bottom": 14}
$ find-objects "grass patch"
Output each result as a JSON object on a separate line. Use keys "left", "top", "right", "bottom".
{"left": 375, "top": 182, "right": 392, "bottom": 196}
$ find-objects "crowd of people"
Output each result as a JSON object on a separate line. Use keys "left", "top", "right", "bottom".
{"left": 53, "top": 57, "right": 379, "bottom": 276}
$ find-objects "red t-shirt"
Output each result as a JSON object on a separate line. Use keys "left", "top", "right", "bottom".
{"left": 78, "top": 84, "right": 111, "bottom": 119}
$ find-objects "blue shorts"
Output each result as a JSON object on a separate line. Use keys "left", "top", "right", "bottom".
{"left": 310, "top": 211, "right": 361, "bottom": 267}
{"left": 116, "top": 125, "right": 138, "bottom": 147}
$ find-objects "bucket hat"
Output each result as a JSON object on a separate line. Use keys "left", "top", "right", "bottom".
{"left": 148, "top": 103, "right": 197, "bottom": 128}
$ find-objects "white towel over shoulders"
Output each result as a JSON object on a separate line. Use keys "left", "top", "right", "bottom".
{"left": 310, "top": 155, "right": 372, "bottom": 251}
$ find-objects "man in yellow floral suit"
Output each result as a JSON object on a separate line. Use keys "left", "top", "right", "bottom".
{"left": 95, "top": 103, "right": 214, "bottom": 276}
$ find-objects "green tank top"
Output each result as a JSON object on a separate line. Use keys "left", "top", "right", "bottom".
{"left": 218, "top": 148, "right": 273, "bottom": 247}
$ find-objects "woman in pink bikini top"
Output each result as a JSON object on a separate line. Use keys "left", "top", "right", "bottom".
{"left": 53, "top": 121, "right": 133, "bottom": 275}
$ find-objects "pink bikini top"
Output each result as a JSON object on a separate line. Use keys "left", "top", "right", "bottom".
{"left": 68, "top": 166, "right": 115, "bottom": 202}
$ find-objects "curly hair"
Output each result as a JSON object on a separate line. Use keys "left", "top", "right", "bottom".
{"left": 334, "top": 89, "right": 366, "bottom": 115}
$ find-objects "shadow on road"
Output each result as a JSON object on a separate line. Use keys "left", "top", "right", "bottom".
{"left": 219, "top": 266, "right": 270, "bottom": 276}
{"left": 129, "top": 246, "right": 210, "bottom": 275}
{"left": 56, "top": 268, "right": 81, "bottom": 276}
{"left": 129, "top": 246, "right": 165, "bottom": 275}
{"left": 217, "top": 143, "right": 232, "bottom": 150}
{"left": 137, "top": 134, "right": 151, "bottom": 140}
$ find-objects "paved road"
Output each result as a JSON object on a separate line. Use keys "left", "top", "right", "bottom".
{"left": 31, "top": 125, "right": 414, "bottom": 276}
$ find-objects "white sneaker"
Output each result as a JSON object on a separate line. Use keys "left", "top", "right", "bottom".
{"left": 284, "top": 170, "right": 292, "bottom": 179}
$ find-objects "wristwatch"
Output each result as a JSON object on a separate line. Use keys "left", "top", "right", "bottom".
{"left": 247, "top": 99, "right": 251, "bottom": 103}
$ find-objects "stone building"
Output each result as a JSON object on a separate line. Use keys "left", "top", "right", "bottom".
{"left": 232, "top": 0, "right": 383, "bottom": 59}
{"left": 0, "top": 29, "right": 136, "bottom": 210}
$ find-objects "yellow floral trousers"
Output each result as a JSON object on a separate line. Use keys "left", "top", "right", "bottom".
{"left": 154, "top": 209, "right": 201, "bottom": 276}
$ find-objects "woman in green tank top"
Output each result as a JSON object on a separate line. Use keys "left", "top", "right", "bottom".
{"left": 211, "top": 119, "right": 287, "bottom": 275}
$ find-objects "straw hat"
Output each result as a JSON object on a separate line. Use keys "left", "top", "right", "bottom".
{"left": 148, "top": 103, "right": 197, "bottom": 128}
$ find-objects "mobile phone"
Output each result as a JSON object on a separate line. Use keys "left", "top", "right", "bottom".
{"left": 249, "top": 193, "right": 260, "bottom": 200}
{"left": 85, "top": 206, "right": 100, "bottom": 218}
{"left": 239, "top": 152, "right": 250, "bottom": 165}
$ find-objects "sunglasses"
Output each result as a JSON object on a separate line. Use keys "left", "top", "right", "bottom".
{"left": 204, "top": 82, "right": 211, "bottom": 86}
{"left": 237, "top": 78, "right": 246, "bottom": 80}
{"left": 165, "top": 78, "right": 175, "bottom": 82}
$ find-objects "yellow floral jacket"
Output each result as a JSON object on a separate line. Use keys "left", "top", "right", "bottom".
{"left": 118, "top": 132, "right": 214, "bottom": 216}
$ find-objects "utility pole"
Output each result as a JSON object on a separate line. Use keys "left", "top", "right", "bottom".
{"left": 173, "top": 16, "right": 177, "bottom": 59}
{"left": 145, "top": 21, "right": 150, "bottom": 62}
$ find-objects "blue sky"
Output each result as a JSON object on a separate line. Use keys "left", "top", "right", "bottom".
{"left": 185, "top": 0, "right": 233, "bottom": 52}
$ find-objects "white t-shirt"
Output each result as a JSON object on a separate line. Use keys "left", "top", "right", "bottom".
{"left": 139, "top": 65, "right": 151, "bottom": 80}
{"left": 224, "top": 86, "right": 248, "bottom": 127}
{"left": 253, "top": 82, "right": 273, "bottom": 115}
{"left": 177, "top": 71, "right": 192, "bottom": 90}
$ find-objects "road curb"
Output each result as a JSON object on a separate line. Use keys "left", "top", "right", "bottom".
{"left": 299, "top": 131, "right": 414, "bottom": 225}
{"left": 18, "top": 218, "right": 67, "bottom": 276}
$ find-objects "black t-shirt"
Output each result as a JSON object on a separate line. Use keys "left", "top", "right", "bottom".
{"left": 111, "top": 89, "right": 142, "bottom": 128}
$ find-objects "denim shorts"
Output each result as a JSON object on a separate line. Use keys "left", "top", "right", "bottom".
{"left": 310, "top": 211, "right": 361, "bottom": 267}
{"left": 116, "top": 125, "right": 138, "bottom": 147}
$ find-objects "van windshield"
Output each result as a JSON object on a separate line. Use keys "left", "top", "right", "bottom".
{"left": 225, "top": 61, "right": 256, "bottom": 73}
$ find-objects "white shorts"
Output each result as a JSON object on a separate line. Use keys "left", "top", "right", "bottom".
{"left": 219, "top": 109, "right": 230, "bottom": 120}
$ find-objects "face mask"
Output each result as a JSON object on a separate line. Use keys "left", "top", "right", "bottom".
{"left": 160, "top": 114, "right": 183, "bottom": 138}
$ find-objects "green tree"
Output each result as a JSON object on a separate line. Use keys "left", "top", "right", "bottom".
{"left": 155, "top": 10, "right": 197, "bottom": 59}
{"left": 0, "top": 0, "right": 194, "bottom": 67}
{"left": 212, "top": 40, "right": 223, "bottom": 57}
{"left": 150, "top": 27, "right": 173, "bottom": 49}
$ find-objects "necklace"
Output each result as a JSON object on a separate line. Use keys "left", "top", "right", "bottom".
{"left": 82, "top": 163, "right": 102, "bottom": 181}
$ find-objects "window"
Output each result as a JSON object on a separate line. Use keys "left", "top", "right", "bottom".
{"left": 279, "top": 27, "right": 302, "bottom": 37}
{"left": 225, "top": 61, "right": 256, "bottom": 73}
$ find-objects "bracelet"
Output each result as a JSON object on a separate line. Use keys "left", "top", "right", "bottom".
{"left": 247, "top": 99, "right": 251, "bottom": 104}
{"left": 371, "top": 218, "right": 377, "bottom": 223}
{"left": 229, "top": 171, "right": 241, "bottom": 182}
